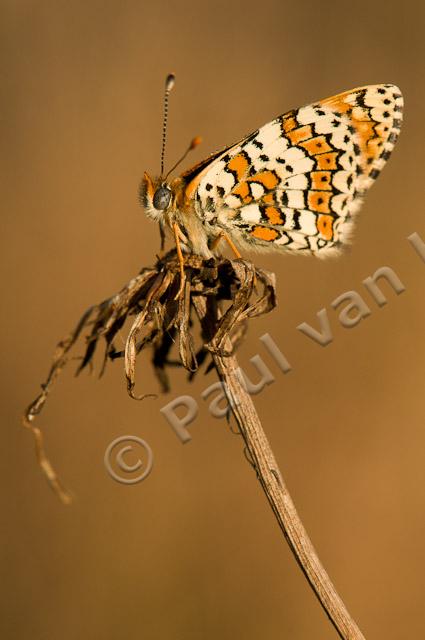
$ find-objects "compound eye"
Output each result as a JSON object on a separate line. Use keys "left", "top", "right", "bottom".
{"left": 153, "top": 185, "right": 172, "bottom": 210}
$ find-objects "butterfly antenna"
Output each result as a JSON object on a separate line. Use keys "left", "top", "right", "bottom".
{"left": 165, "top": 136, "right": 202, "bottom": 180}
{"left": 160, "top": 73, "right": 176, "bottom": 177}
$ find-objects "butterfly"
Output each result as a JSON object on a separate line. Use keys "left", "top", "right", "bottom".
{"left": 139, "top": 76, "right": 403, "bottom": 289}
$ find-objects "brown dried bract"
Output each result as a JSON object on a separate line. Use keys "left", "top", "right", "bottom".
{"left": 23, "top": 250, "right": 276, "bottom": 502}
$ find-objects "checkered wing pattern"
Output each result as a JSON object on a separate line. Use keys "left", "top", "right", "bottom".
{"left": 184, "top": 84, "right": 403, "bottom": 256}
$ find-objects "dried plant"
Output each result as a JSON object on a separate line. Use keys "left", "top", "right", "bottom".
{"left": 23, "top": 250, "right": 365, "bottom": 640}
{"left": 22, "top": 251, "right": 275, "bottom": 500}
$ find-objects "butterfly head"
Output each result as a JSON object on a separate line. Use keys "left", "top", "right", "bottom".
{"left": 139, "top": 172, "right": 175, "bottom": 220}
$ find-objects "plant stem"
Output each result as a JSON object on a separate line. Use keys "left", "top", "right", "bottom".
{"left": 193, "top": 295, "right": 366, "bottom": 640}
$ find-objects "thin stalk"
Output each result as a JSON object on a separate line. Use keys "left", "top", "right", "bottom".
{"left": 193, "top": 294, "right": 366, "bottom": 640}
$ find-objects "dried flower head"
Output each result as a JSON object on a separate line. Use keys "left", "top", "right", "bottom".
{"left": 23, "top": 250, "right": 276, "bottom": 502}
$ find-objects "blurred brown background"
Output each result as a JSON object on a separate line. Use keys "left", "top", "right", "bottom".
{"left": 2, "top": 1, "right": 425, "bottom": 638}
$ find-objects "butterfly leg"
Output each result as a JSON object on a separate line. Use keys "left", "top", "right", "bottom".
{"left": 211, "top": 231, "right": 242, "bottom": 259}
{"left": 211, "top": 231, "right": 258, "bottom": 289}
{"left": 158, "top": 221, "right": 166, "bottom": 253}
{"left": 173, "top": 222, "right": 186, "bottom": 299}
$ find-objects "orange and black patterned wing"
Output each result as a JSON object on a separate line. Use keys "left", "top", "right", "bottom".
{"left": 184, "top": 84, "right": 403, "bottom": 256}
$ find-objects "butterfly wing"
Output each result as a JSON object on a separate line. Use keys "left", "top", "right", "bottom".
{"left": 183, "top": 84, "right": 403, "bottom": 256}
